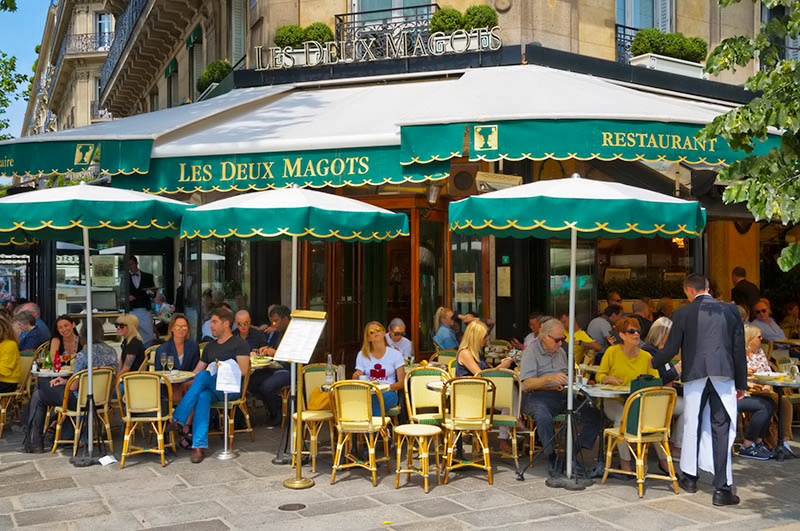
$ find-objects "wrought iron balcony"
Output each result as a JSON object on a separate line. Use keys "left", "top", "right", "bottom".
{"left": 334, "top": 3, "right": 438, "bottom": 59}
{"left": 66, "top": 32, "right": 115, "bottom": 53}
{"left": 100, "top": 0, "right": 148, "bottom": 92}
{"left": 91, "top": 101, "right": 113, "bottom": 120}
{"left": 615, "top": 24, "right": 639, "bottom": 64}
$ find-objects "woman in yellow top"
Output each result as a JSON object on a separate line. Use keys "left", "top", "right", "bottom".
{"left": 596, "top": 316, "right": 667, "bottom": 474}
{"left": 0, "top": 314, "right": 22, "bottom": 392}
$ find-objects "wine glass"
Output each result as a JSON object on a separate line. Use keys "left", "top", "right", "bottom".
{"left": 159, "top": 352, "right": 167, "bottom": 372}
{"left": 167, "top": 358, "right": 175, "bottom": 372}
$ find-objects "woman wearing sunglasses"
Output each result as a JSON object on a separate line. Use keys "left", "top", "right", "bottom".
{"left": 116, "top": 313, "right": 146, "bottom": 378}
{"left": 353, "top": 321, "right": 406, "bottom": 414}
{"left": 596, "top": 316, "right": 668, "bottom": 475}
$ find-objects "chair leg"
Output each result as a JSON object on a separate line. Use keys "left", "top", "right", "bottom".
{"left": 103, "top": 408, "right": 114, "bottom": 453}
{"left": 406, "top": 436, "right": 413, "bottom": 481}
{"left": 394, "top": 434, "right": 403, "bottom": 489}
{"left": 383, "top": 429, "right": 391, "bottom": 474}
{"left": 636, "top": 442, "right": 644, "bottom": 498}
{"left": 51, "top": 412, "right": 64, "bottom": 453}
{"left": 367, "top": 432, "right": 377, "bottom": 487}
{"left": 482, "top": 431, "right": 493, "bottom": 485}
{"left": 242, "top": 404, "right": 254, "bottom": 441}
{"left": 331, "top": 432, "right": 345, "bottom": 485}
{"left": 71, "top": 417, "right": 81, "bottom": 457}
{"left": 662, "top": 440, "right": 679, "bottom": 494}
{"left": 434, "top": 433, "right": 441, "bottom": 486}
{"left": 601, "top": 434, "right": 614, "bottom": 484}
{"left": 511, "top": 426, "right": 519, "bottom": 470}
{"left": 157, "top": 421, "right": 166, "bottom": 467}
{"left": 309, "top": 421, "right": 318, "bottom": 473}
{"left": 42, "top": 406, "right": 51, "bottom": 436}
{"left": 120, "top": 421, "right": 132, "bottom": 469}
{"left": 421, "top": 436, "right": 430, "bottom": 493}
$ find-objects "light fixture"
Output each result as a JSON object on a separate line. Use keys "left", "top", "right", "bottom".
{"left": 426, "top": 182, "right": 442, "bottom": 206}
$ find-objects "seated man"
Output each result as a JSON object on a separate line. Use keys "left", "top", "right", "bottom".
{"left": 385, "top": 318, "right": 413, "bottom": 362}
{"left": 234, "top": 309, "right": 267, "bottom": 351}
{"left": 249, "top": 305, "right": 292, "bottom": 426}
{"left": 14, "top": 311, "right": 50, "bottom": 352}
{"left": 521, "top": 318, "right": 601, "bottom": 476}
{"left": 15, "top": 302, "right": 51, "bottom": 346}
{"left": 751, "top": 300, "right": 786, "bottom": 342}
{"left": 167, "top": 306, "right": 250, "bottom": 463}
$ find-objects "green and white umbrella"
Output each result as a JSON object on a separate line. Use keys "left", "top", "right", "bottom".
{"left": 0, "top": 182, "right": 190, "bottom": 460}
{"left": 449, "top": 174, "right": 706, "bottom": 478}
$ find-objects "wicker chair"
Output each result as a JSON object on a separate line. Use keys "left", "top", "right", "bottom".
{"left": 291, "top": 363, "right": 337, "bottom": 472}
{"left": 51, "top": 367, "right": 116, "bottom": 456}
{"left": 441, "top": 377, "right": 495, "bottom": 484}
{"left": 0, "top": 354, "right": 34, "bottom": 438}
{"left": 404, "top": 366, "right": 449, "bottom": 426}
{"left": 119, "top": 372, "right": 177, "bottom": 467}
{"left": 209, "top": 369, "right": 254, "bottom": 450}
{"left": 478, "top": 368, "right": 523, "bottom": 468}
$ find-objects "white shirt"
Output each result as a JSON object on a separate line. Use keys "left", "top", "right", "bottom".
{"left": 355, "top": 347, "right": 405, "bottom": 385}
{"left": 523, "top": 332, "right": 536, "bottom": 348}
{"left": 131, "top": 271, "right": 141, "bottom": 289}
{"left": 385, "top": 333, "right": 413, "bottom": 361}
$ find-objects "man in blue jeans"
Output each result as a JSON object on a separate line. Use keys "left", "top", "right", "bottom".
{"left": 167, "top": 306, "right": 250, "bottom": 463}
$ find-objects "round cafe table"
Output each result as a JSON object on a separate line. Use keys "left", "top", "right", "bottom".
{"left": 31, "top": 368, "right": 74, "bottom": 378}
{"left": 752, "top": 375, "right": 800, "bottom": 460}
{"left": 154, "top": 370, "right": 196, "bottom": 384}
{"left": 577, "top": 382, "right": 630, "bottom": 469}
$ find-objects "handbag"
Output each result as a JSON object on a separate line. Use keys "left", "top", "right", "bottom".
{"left": 625, "top": 374, "right": 663, "bottom": 434}
{"left": 307, "top": 386, "right": 332, "bottom": 411}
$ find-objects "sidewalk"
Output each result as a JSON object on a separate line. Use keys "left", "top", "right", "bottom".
{"left": 1, "top": 422, "right": 799, "bottom": 530}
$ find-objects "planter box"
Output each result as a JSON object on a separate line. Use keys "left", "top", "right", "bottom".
{"left": 630, "top": 53, "right": 708, "bottom": 80}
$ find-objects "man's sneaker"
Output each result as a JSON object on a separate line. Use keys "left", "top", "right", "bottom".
{"left": 756, "top": 442, "right": 776, "bottom": 459}
{"left": 738, "top": 444, "right": 770, "bottom": 460}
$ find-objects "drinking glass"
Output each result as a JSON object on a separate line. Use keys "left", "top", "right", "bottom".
{"left": 167, "top": 358, "right": 175, "bottom": 372}
{"left": 159, "top": 353, "right": 167, "bottom": 371}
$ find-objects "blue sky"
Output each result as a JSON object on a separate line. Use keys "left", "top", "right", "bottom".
{"left": 1, "top": 0, "right": 51, "bottom": 139}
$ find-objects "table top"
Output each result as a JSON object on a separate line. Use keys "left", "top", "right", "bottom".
{"left": 321, "top": 381, "right": 390, "bottom": 392}
{"left": 772, "top": 339, "right": 800, "bottom": 345}
{"left": 578, "top": 383, "right": 630, "bottom": 397}
{"left": 32, "top": 369, "right": 73, "bottom": 378}
{"left": 154, "top": 370, "right": 195, "bottom": 383}
{"left": 752, "top": 375, "right": 800, "bottom": 388}
{"left": 579, "top": 364, "right": 600, "bottom": 373}
{"left": 251, "top": 357, "right": 283, "bottom": 371}
{"left": 426, "top": 380, "right": 445, "bottom": 392}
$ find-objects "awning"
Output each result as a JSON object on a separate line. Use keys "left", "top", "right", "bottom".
{"left": 0, "top": 85, "right": 293, "bottom": 178}
{"left": 398, "top": 65, "right": 779, "bottom": 167}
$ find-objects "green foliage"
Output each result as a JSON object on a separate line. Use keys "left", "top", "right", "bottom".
{"left": 462, "top": 4, "right": 498, "bottom": 30}
{"left": 686, "top": 36, "right": 708, "bottom": 63}
{"left": 430, "top": 8, "right": 463, "bottom": 34}
{"left": 0, "top": 1, "right": 27, "bottom": 139}
{"left": 0, "top": 1, "right": 16, "bottom": 12}
{"left": 304, "top": 22, "right": 333, "bottom": 43}
{"left": 699, "top": 0, "right": 800, "bottom": 270}
{"left": 631, "top": 27, "right": 708, "bottom": 62}
{"left": 195, "top": 59, "right": 232, "bottom": 94}
{"left": 630, "top": 28, "right": 665, "bottom": 56}
{"left": 274, "top": 24, "right": 306, "bottom": 48}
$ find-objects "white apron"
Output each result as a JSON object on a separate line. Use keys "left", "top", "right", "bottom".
{"left": 680, "top": 376, "right": 737, "bottom": 486}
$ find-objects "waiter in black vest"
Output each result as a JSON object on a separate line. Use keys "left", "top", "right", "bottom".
{"left": 652, "top": 273, "right": 747, "bottom": 506}
{"left": 128, "top": 256, "right": 156, "bottom": 347}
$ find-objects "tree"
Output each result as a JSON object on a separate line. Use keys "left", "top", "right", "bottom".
{"left": 1, "top": 0, "right": 29, "bottom": 140}
{"left": 699, "top": 0, "right": 800, "bottom": 270}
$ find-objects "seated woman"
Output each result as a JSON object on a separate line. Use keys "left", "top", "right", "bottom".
{"left": 156, "top": 314, "right": 200, "bottom": 401}
{"left": 21, "top": 318, "right": 119, "bottom": 453}
{"left": 116, "top": 313, "right": 146, "bottom": 377}
{"left": 739, "top": 324, "right": 794, "bottom": 459}
{"left": 352, "top": 321, "right": 405, "bottom": 415}
{"left": 0, "top": 314, "right": 22, "bottom": 394}
{"left": 432, "top": 307, "right": 458, "bottom": 350}
{"left": 642, "top": 317, "right": 684, "bottom": 458}
{"left": 49, "top": 315, "right": 83, "bottom": 368}
{"left": 596, "top": 316, "right": 669, "bottom": 474}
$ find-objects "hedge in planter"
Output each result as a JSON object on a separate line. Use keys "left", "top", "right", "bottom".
{"left": 462, "top": 4, "right": 498, "bottom": 30}
{"left": 630, "top": 27, "right": 708, "bottom": 63}
{"left": 274, "top": 24, "right": 305, "bottom": 48}
{"left": 305, "top": 22, "right": 334, "bottom": 43}
{"left": 430, "top": 7, "right": 462, "bottom": 34}
{"left": 196, "top": 59, "right": 232, "bottom": 94}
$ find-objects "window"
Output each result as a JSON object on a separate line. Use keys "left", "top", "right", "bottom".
{"left": 230, "top": 0, "right": 247, "bottom": 66}
{"left": 166, "top": 59, "right": 178, "bottom": 108}
{"left": 96, "top": 13, "right": 112, "bottom": 50}
{"left": 149, "top": 91, "right": 158, "bottom": 112}
{"left": 616, "top": 0, "right": 671, "bottom": 32}
{"left": 187, "top": 26, "right": 204, "bottom": 100}
{"left": 761, "top": 5, "right": 800, "bottom": 61}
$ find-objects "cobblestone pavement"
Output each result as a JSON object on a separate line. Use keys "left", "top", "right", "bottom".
{"left": 2, "top": 415, "right": 799, "bottom": 530}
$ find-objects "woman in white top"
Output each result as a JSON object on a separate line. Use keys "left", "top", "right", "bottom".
{"left": 353, "top": 321, "right": 406, "bottom": 414}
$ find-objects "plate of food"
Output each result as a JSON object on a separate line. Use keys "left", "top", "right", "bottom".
{"left": 754, "top": 371, "right": 784, "bottom": 381}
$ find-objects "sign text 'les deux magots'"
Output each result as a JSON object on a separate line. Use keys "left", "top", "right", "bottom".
{"left": 178, "top": 156, "right": 371, "bottom": 183}
{"left": 254, "top": 26, "right": 502, "bottom": 70}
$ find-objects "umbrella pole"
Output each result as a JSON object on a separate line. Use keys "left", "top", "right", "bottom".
{"left": 566, "top": 226, "right": 577, "bottom": 479}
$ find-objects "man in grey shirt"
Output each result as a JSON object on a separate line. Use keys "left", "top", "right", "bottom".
{"left": 586, "top": 304, "right": 622, "bottom": 360}
{"left": 521, "top": 318, "right": 601, "bottom": 476}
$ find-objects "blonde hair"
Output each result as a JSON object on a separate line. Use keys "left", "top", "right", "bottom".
{"left": 458, "top": 320, "right": 488, "bottom": 363}
{"left": 0, "top": 314, "right": 17, "bottom": 343}
{"left": 117, "top": 313, "right": 142, "bottom": 343}
{"left": 433, "top": 306, "right": 452, "bottom": 331}
{"left": 360, "top": 321, "right": 387, "bottom": 359}
{"left": 744, "top": 324, "right": 761, "bottom": 352}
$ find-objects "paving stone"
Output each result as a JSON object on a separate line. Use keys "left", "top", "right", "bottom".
{"left": 0, "top": 515, "right": 11, "bottom": 529}
{"left": 94, "top": 474, "right": 186, "bottom": 497}
{"left": 555, "top": 491, "right": 630, "bottom": 512}
{"left": 401, "top": 497, "right": 469, "bottom": 518}
{"left": 645, "top": 497, "right": 737, "bottom": 524}
{"left": 64, "top": 510, "right": 144, "bottom": 531}
{"left": 14, "top": 500, "right": 110, "bottom": 527}
{"left": 388, "top": 516, "right": 473, "bottom": 531}
{"left": 17, "top": 486, "right": 101, "bottom": 510}
{"left": 134, "top": 500, "right": 230, "bottom": 528}
{"left": 444, "top": 487, "right": 526, "bottom": 510}
{"left": 496, "top": 480, "right": 559, "bottom": 501}
{"left": 497, "top": 513, "right": 623, "bottom": 530}
{"left": 220, "top": 509, "right": 302, "bottom": 530}
{"left": 455, "top": 499, "right": 576, "bottom": 527}
{"left": 0, "top": 498, "right": 14, "bottom": 514}
{"left": 366, "top": 484, "right": 462, "bottom": 505}
{"left": 0, "top": 471, "right": 43, "bottom": 487}
{"left": 178, "top": 466, "right": 255, "bottom": 486}
{"left": 148, "top": 518, "right": 230, "bottom": 531}
{"left": 105, "top": 489, "right": 178, "bottom": 511}
{"left": 70, "top": 465, "right": 160, "bottom": 487}
{"left": 169, "top": 483, "right": 238, "bottom": 503}
{"left": 0, "top": 476, "right": 76, "bottom": 498}
{"left": 283, "top": 504, "right": 423, "bottom": 531}
{"left": 599, "top": 484, "right": 677, "bottom": 502}
{"left": 217, "top": 487, "right": 329, "bottom": 513}
{"left": 589, "top": 504, "right": 695, "bottom": 531}
{"left": 299, "top": 495, "right": 382, "bottom": 517}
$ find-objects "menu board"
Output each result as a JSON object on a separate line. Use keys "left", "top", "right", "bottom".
{"left": 273, "top": 310, "right": 327, "bottom": 364}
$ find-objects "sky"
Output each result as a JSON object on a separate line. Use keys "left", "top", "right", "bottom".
{"left": 1, "top": 0, "right": 52, "bottom": 139}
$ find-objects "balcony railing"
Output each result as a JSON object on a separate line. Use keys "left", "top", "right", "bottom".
{"left": 100, "top": 0, "right": 148, "bottom": 92}
{"left": 615, "top": 24, "right": 639, "bottom": 64}
{"left": 91, "top": 101, "right": 113, "bottom": 120}
{"left": 66, "top": 32, "right": 115, "bottom": 54}
{"left": 334, "top": 3, "right": 438, "bottom": 59}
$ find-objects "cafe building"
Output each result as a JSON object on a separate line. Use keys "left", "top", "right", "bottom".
{"left": 2, "top": 0, "right": 784, "bottom": 364}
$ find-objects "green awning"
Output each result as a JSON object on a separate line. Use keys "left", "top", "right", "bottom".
{"left": 112, "top": 146, "right": 450, "bottom": 194}
{"left": 165, "top": 58, "right": 177, "bottom": 78}
{"left": 185, "top": 25, "right": 201, "bottom": 49}
{"left": 400, "top": 120, "right": 780, "bottom": 167}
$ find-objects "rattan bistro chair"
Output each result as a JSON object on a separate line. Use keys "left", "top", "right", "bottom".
{"left": 51, "top": 367, "right": 116, "bottom": 456}
{"left": 0, "top": 354, "right": 34, "bottom": 438}
{"left": 441, "top": 377, "right": 495, "bottom": 484}
{"left": 404, "top": 366, "right": 449, "bottom": 426}
{"left": 209, "top": 369, "right": 254, "bottom": 450}
{"left": 478, "top": 368, "right": 523, "bottom": 468}
{"left": 330, "top": 380, "right": 392, "bottom": 487}
{"left": 291, "top": 363, "right": 337, "bottom": 472}
{"left": 430, "top": 349, "right": 457, "bottom": 366}
{"left": 119, "top": 372, "right": 177, "bottom": 468}
{"left": 601, "top": 386, "right": 678, "bottom": 498}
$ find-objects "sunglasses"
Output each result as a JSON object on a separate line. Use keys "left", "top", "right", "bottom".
{"left": 391, "top": 331, "right": 404, "bottom": 337}
{"left": 115, "top": 323, "right": 127, "bottom": 329}
{"left": 367, "top": 328, "right": 384, "bottom": 334}
{"left": 625, "top": 328, "right": 641, "bottom": 335}
{"left": 611, "top": 299, "right": 622, "bottom": 304}
{"left": 549, "top": 335, "right": 564, "bottom": 344}
{"left": 755, "top": 309, "right": 768, "bottom": 314}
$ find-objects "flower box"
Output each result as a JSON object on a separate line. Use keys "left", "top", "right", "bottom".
{"left": 630, "top": 53, "right": 708, "bottom": 80}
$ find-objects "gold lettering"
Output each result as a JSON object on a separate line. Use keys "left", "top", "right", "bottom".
{"left": 316, "top": 158, "right": 329, "bottom": 177}
{"left": 601, "top": 132, "right": 613, "bottom": 146}
{"left": 330, "top": 158, "right": 345, "bottom": 176}
{"left": 220, "top": 161, "right": 235, "bottom": 181}
{"left": 636, "top": 133, "right": 647, "bottom": 147}
{"left": 657, "top": 134, "right": 669, "bottom": 149}
{"left": 202, "top": 164, "right": 213, "bottom": 181}
{"left": 261, "top": 161, "right": 275, "bottom": 179}
{"left": 304, "top": 159, "right": 317, "bottom": 178}
{"left": 645, "top": 134, "right": 657, "bottom": 148}
{"left": 626, "top": 132, "right": 636, "bottom": 147}
{"left": 191, "top": 164, "right": 204, "bottom": 182}
{"left": 284, "top": 158, "right": 302, "bottom": 178}
{"left": 694, "top": 138, "right": 706, "bottom": 151}
{"left": 178, "top": 163, "right": 190, "bottom": 182}
{"left": 671, "top": 135, "right": 681, "bottom": 150}
{"left": 614, "top": 132, "right": 626, "bottom": 146}
{"left": 358, "top": 156, "right": 369, "bottom": 174}
{"left": 708, "top": 138, "right": 718, "bottom": 151}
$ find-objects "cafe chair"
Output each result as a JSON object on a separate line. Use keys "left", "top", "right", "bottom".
{"left": 478, "top": 368, "right": 523, "bottom": 468}
{"left": 291, "top": 363, "right": 337, "bottom": 472}
{"left": 394, "top": 423, "right": 442, "bottom": 493}
{"left": 441, "top": 377, "right": 495, "bottom": 484}
{"left": 330, "top": 380, "right": 392, "bottom": 487}
{"left": 761, "top": 337, "right": 774, "bottom": 359}
{"left": 144, "top": 345, "right": 160, "bottom": 372}
{"left": 209, "top": 369, "right": 254, "bottom": 450}
{"left": 487, "top": 339, "right": 512, "bottom": 353}
{"left": 601, "top": 386, "right": 678, "bottom": 498}
{"left": 119, "top": 372, "right": 177, "bottom": 468}
{"left": 52, "top": 367, "right": 116, "bottom": 456}
{"left": 448, "top": 358, "right": 457, "bottom": 378}
{"left": 404, "top": 366, "right": 449, "bottom": 426}
{"left": 0, "top": 354, "right": 34, "bottom": 438}
{"left": 280, "top": 385, "right": 291, "bottom": 427}
{"left": 430, "top": 349, "right": 457, "bottom": 366}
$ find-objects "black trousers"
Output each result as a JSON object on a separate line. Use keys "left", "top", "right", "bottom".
{"left": 697, "top": 379, "right": 733, "bottom": 490}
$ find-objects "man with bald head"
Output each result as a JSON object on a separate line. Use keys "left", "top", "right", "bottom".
{"left": 233, "top": 309, "right": 267, "bottom": 351}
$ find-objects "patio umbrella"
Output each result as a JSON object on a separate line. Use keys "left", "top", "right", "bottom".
{"left": 449, "top": 173, "right": 706, "bottom": 479}
{"left": 180, "top": 186, "right": 409, "bottom": 477}
{"left": 0, "top": 182, "right": 190, "bottom": 462}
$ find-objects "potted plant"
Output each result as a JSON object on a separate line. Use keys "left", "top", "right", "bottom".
{"left": 429, "top": 5, "right": 498, "bottom": 54}
{"left": 629, "top": 27, "right": 708, "bottom": 79}
{"left": 196, "top": 59, "right": 233, "bottom": 94}
{"left": 273, "top": 23, "right": 333, "bottom": 67}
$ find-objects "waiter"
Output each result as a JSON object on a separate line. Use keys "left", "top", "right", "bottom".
{"left": 128, "top": 256, "right": 156, "bottom": 347}
{"left": 653, "top": 273, "right": 747, "bottom": 506}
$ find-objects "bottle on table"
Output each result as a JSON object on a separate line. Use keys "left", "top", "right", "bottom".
{"left": 325, "top": 353, "right": 335, "bottom": 385}
{"left": 53, "top": 351, "right": 61, "bottom": 372}
{"left": 43, "top": 353, "right": 52, "bottom": 370}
